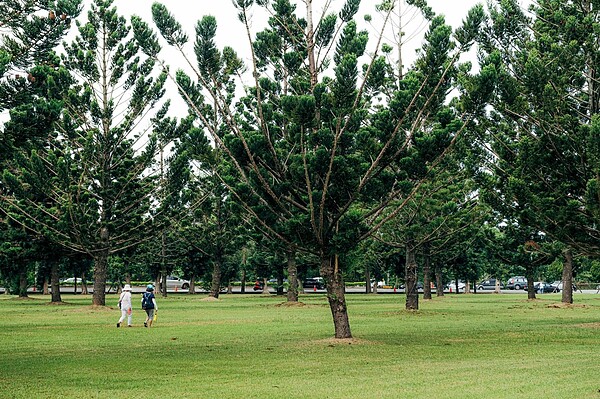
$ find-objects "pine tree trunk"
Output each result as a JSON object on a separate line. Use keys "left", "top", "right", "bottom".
{"left": 261, "top": 277, "right": 269, "bottom": 295}
{"left": 561, "top": 248, "right": 574, "bottom": 304}
{"left": 423, "top": 248, "right": 432, "bottom": 300}
{"left": 18, "top": 268, "right": 28, "bottom": 298}
{"left": 189, "top": 272, "right": 196, "bottom": 294}
{"left": 50, "top": 261, "right": 61, "bottom": 303}
{"left": 405, "top": 244, "right": 418, "bottom": 310}
{"left": 81, "top": 272, "right": 89, "bottom": 295}
{"left": 92, "top": 251, "right": 108, "bottom": 306}
{"left": 322, "top": 254, "right": 352, "bottom": 339}
{"left": 494, "top": 278, "right": 501, "bottom": 294}
{"left": 210, "top": 260, "right": 222, "bottom": 299}
{"left": 365, "top": 268, "right": 372, "bottom": 294}
{"left": 286, "top": 251, "right": 298, "bottom": 302}
{"left": 435, "top": 263, "right": 444, "bottom": 297}
{"left": 526, "top": 267, "right": 536, "bottom": 300}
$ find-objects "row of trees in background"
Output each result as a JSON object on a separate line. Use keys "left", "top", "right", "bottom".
{"left": 0, "top": 0, "right": 599, "bottom": 339}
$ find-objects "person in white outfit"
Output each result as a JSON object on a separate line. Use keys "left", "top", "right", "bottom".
{"left": 117, "top": 284, "right": 133, "bottom": 327}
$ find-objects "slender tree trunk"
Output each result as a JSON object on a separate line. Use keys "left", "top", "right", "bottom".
{"left": 210, "top": 260, "right": 222, "bottom": 299}
{"left": 561, "top": 248, "right": 574, "bottom": 304}
{"left": 405, "top": 244, "right": 418, "bottom": 310}
{"left": 50, "top": 261, "right": 61, "bottom": 303}
{"left": 526, "top": 266, "right": 536, "bottom": 300}
{"left": 160, "top": 273, "right": 167, "bottom": 298}
{"left": 305, "top": 0, "right": 317, "bottom": 90}
{"left": 423, "top": 247, "right": 432, "bottom": 300}
{"left": 322, "top": 254, "right": 352, "bottom": 339}
{"left": 81, "top": 271, "right": 89, "bottom": 295}
{"left": 261, "top": 277, "right": 269, "bottom": 295}
{"left": 435, "top": 263, "right": 444, "bottom": 297}
{"left": 189, "top": 272, "right": 196, "bottom": 294}
{"left": 92, "top": 250, "right": 108, "bottom": 306}
{"left": 286, "top": 250, "right": 298, "bottom": 302}
{"left": 365, "top": 267, "right": 372, "bottom": 294}
{"left": 241, "top": 269, "right": 246, "bottom": 294}
{"left": 276, "top": 270, "right": 284, "bottom": 296}
{"left": 43, "top": 277, "right": 49, "bottom": 295}
{"left": 18, "top": 268, "right": 28, "bottom": 298}
{"left": 160, "top": 230, "right": 167, "bottom": 298}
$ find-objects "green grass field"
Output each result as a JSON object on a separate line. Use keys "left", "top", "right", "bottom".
{"left": 1, "top": 292, "right": 600, "bottom": 399}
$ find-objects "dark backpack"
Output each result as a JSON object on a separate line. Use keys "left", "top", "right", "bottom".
{"left": 141, "top": 292, "right": 153, "bottom": 310}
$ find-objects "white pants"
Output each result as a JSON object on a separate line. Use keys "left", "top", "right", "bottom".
{"left": 118, "top": 307, "right": 132, "bottom": 326}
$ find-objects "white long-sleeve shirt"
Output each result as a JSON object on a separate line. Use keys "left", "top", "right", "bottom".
{"left": 118, "top": 291, "right": 132, "bottom": 310}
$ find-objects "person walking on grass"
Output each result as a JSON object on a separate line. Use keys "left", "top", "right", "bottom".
{"left": 117, "top": 284, "right": 133, "bottom": 328}
{"left": 142, "top": 284, "right": 158, "bottom": 327}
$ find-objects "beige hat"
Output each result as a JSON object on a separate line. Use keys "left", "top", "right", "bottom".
{"left": 123, "top": 284, "right": 132, "bottom": 291}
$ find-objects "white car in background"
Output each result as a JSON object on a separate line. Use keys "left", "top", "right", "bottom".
{"left": 446, "top": 280, "right": 466, "bottom": 292}
{"left": 166, "top": 276, "right": 190, "bottom": 290}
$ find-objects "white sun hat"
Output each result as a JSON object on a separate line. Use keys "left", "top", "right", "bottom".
{"left": 123, "top": 284, "right": 132, "bottom": 291}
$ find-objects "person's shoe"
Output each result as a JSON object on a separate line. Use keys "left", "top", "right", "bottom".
{"left": 128, "top": 325, "right": 132, "bottom": 327}
{"left": 116, "top": 323, "right": 120, "bottom": 328}
{"left": 144, "top": 321, "right": 147, "bottom": 327}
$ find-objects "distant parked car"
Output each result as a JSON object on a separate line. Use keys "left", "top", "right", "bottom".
{"left": 506, "top": 276, "right": 528, "bottom": 290}
{"left": 534, "top": 282, "right": 557, "bottom": 293}
{"left": 61, "top": 277, "right": 88, "bottom": 285}
{"left": 303, "top": 278, "right": 325, "bottom": 290}
{"left": 446, "top": 280, "right": 466, "bottom": 292}
{"left": 399, "top": 282, "right": 424, "bottom": 291}
{"left": 477, "top": 279, "right": 503, "bottom": 290}
{"left": 166, "top": 276, "right": 190, "bottom": 290}
{"left": 551, "top": 281, "right": 576, "bottom": 292}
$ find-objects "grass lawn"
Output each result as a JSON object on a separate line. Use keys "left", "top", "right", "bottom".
{"left": 1, "top": 292, "right": 600, "bottom": 399}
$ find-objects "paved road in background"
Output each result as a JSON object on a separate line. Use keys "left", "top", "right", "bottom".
{"left": 8, "top": 285, "right": 598, "bottom": 295}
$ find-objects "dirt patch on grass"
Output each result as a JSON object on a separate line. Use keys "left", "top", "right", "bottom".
{"left": 44, "top": 301, "right": 74, "bottom": 306}
{"left": 201, "top": 296, "right": 221, "bottom": 302}
{"left": 275, "top": 301, "right": 307, "bottom": 308}
{"left": 8, "top": 296, "right": 40, "bottom": 301}
{"left": 317, "top": 337, "right": 371, "bottom": 346}
{"left": 575, "top": 322, "right": 600, "bottom": 328}
{"left": 547, "top": 303, "right": 588, "bottom": 309}
{"left": 293, "top": 337, "right": 375, "bottom": 349}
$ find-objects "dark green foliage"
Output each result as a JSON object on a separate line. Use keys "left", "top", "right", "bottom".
{"left": 478, "top": 0, "right": 600, "bottom": 259}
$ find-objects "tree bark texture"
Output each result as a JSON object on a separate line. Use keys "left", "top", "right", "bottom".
{"left": 435, "top": 264, "right": 444, "bottom": 297}
{"left": 92, "top": 251, "right": 108, "bottom": 306}
{"left": 561, "top": 248, "right": 574, "bottom": 304}
{"left": 50, "top": 261, "right": 61, "bottom": 303}
{"left": 18, "top": 268, "right": 28, "bottom": 298}
{"left": 423, "top": 249, "right": 432, "bottom": 300}
{"left": 526, "top": 266, "right": 536, "bottom": 300}
{"left": 322, "top": 254, "right": 352, "bottom": 339}
{"left": 210, "top": 260, "right": 222, "bottom": 299}
{"left": 188, "top": 273, "right": 196, "bottom": 294}
{"left": 286, "top": 251, "right": 298, "bottom": 302}
{"left": 405, "top": 244, "right": 418, "bottom": 310}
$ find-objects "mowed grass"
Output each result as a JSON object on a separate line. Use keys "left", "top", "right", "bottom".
{"left": 2, "top": 293, "right": 600, "bottom": 399}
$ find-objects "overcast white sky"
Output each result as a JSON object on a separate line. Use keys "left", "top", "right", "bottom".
{"left": 92, "top": 0, "right": 528, "bottom": 125}
{"left": 110, "top": 0, "right": 494, "bottom": 69}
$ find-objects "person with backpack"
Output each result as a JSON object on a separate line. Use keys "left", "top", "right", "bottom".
{"left": 141, "top": 284, "right": 158, "bottom": 327}
{"left": 116, "top": 284, "right": 133, "bottom": 328}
